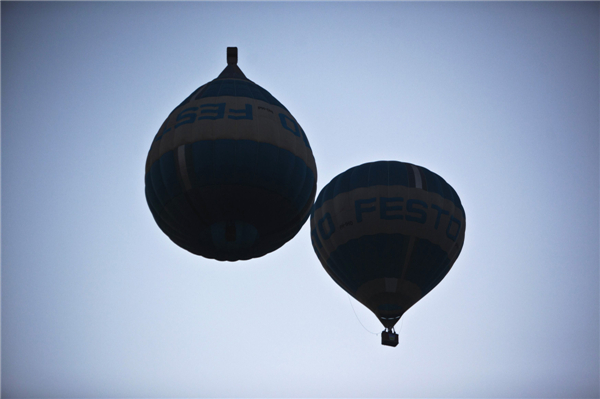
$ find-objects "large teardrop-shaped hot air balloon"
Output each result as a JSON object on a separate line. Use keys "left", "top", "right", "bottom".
{"left": 310, "top": 161, "right": 465, "bottom": 346}
{"left": 146, "top": 48, "right": 317, "bottom": 261}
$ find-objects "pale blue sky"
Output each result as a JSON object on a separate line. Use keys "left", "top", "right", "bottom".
{"left": 2, "top": 2, "right": 599, "bottom": 398}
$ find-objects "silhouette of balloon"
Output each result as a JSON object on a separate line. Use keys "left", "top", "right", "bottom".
{"left": 145, "top": 48, "right": 317, "bottom": 261}
{"left": 310, "top": 161, "right": 465, "bottom": 345}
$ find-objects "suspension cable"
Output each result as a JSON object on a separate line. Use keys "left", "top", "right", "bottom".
{"left": 347, "top": 294, "right": 379, "bottom": 335}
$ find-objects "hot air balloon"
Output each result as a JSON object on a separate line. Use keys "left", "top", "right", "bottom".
{"left": 310, "top": 161, "right": 465, "bottom": 346}
{"left": 145, "top": 48, "right": 317, "bottom": 261}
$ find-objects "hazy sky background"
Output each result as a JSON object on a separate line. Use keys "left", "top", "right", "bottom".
{"left": 2, "top": 2, "right": 599, "bottom": 398}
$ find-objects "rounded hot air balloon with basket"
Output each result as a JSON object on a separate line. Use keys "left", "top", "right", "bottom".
{"left": 310, "top": 161, "right": 465, "bottom": 346}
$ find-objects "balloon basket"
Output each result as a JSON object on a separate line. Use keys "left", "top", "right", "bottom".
{"left": 381, "top": 330, "right": 398, "bottom": 347}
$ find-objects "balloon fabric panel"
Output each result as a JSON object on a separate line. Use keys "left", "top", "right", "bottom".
{"left": 146, "top": 141, "right": 315, "bottom": 260}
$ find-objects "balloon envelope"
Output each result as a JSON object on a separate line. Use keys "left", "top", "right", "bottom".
{"left": 310, "top": 161, "right": 465, "bottom": 328}
{"left": 145, "top": 49, "right": 317, "bottom": 261}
